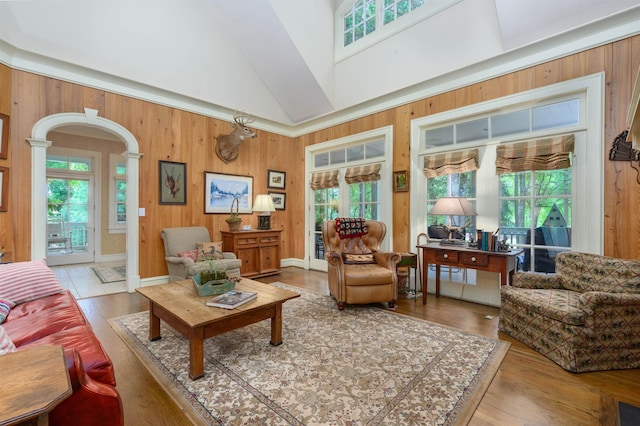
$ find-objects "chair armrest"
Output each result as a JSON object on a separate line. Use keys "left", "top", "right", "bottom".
{"left": 325, "top": 251, "right": 344, "bottom": 267}
{"left": 221, "top": 252, "right": 237, "bottom": 260}
{"left": 511, "top": 272, "right": 563, "bottom": 289}
{"left": 373, "top": 251, "right": 401, "bottom": 270}
{"left": 165, "top": 255, "right": 194, "bottom": 267}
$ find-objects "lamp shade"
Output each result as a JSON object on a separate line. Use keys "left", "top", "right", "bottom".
{"left": 253, "top": 194, "right": 275, "bottom": 213}
{"left": 429, "top": 197, "right": 477, "bottom": 216}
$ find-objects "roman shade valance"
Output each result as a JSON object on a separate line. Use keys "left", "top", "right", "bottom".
{"left": 344, "top": 163, "right": 381, "bottom": 184}
{"left": 310, "top": 170, "right": 339, "bottom": 190}
{"left": 495, "top": 134, "right": 575, "bottom": 174}
{"left": 423, "top": 149, "right": 479, "bottom": 178}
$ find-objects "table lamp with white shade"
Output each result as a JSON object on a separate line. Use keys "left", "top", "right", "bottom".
{"left": 428, "top": 197, "right": 477, "bottom": 243}
{"left": 253, "top": 194, "right": 276, "bottom": 230}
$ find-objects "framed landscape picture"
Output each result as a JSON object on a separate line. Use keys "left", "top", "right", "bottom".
{"left": 267, "top": 169, "right": 286, "bottom": 189}
{"left": 204, "top": 172, "right": 253, "bottom": 214}
{"left": 159, "top": 161, "right": 187, "bottom": 205}
{"left": 268, "top": 191, "right": 286, "bottom": 210}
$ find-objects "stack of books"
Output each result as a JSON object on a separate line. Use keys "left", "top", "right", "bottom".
{"left": 206, "top": 290, "right": 257, "bottom": 309}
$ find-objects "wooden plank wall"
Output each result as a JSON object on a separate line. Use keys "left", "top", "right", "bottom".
{"left": 1, "top": 35, "right": 639, "bottom": 279}
{"left": 5, "top": 70, "right": 298, "bottom": 278}
{"left": 300, "top": 36, "right": 640, "bottom": 260}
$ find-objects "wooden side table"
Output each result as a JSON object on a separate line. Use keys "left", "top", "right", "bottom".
{"left": 397, "top": 252, "right": 418, "bottom": 296}
{"left": 0, "top": 345, "right": 72, "bottom": 425}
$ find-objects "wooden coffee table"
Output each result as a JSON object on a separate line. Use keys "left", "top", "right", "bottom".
{"left": 136, "top": 278, "right": 300, "bottom": 380}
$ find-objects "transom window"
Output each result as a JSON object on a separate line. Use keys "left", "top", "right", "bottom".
{"left": 46, "top": 154, "right": 92, "bottom": 172}
{"left": 424, "top": 98, "right": 580, "bottom": 149}
{"left": 314, "top": 139, "right": 384, "bottom": 168}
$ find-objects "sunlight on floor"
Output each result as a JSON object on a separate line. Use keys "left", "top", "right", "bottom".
{"left": 50, "top": 262, "right": 127, "bottom": 300}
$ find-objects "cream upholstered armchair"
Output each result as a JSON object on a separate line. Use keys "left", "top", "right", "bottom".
{"left": 322, "top": 219, "right": 400, "bottom": 310}
{"left": 161, "top": 226, "right": 241, "bottom": 281}
{"left": 499, "top": 251, "right": 640, "bottom": 372}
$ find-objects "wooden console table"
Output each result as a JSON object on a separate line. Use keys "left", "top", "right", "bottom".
{"left": 221, "top": 229, "right": 282, "bottom": 278}
{"left": 417, "top": 243, "right": 523, "bottom": 305}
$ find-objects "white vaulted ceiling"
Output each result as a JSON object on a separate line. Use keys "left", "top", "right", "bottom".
{"left": 0, "top": 0, "right": 639, "bottom": 133}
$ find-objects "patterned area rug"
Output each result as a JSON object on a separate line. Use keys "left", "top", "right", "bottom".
{"left": 109, "top": 283, "right": 509, "bottom": 425}
{"left": 91, "top": 264, "right": 126, "bottom": 283}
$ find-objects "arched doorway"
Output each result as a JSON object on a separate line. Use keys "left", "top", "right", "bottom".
{"left": 29, "top": 108, "right": 142, "bottom": 292}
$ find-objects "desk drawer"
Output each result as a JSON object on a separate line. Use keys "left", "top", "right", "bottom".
{"left": 460, "top": 252, "right": 488, "bottom": 267}
{"left": 436, "top": 250, "right": 459, "bottom": 263}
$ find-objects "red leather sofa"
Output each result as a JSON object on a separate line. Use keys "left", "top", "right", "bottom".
{"left": 0, "top": 260, "right": 123, "bottom": 426}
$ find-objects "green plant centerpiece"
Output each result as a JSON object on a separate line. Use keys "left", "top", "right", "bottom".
{"left": 226, "top": 197, "right": 243, "bottom": 232}
{"left": 192, "top": 251, "right": 235, "bottom": 296}
{"left": 200, "top": 257, "right": 227, "bottom": 284}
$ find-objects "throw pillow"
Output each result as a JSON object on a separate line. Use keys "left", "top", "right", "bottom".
{"left": 0, "top": 299, "right": 12, "bottom": 324}
{"left": 335, "top": 217, "right": 369, "bottom": 239}
{"left": 197, "top": 250, "right": 224, "bottom": 262}
{"left": 177, "top": 249, "right": 199, "bottom": 262}
{"left": 196, "top": 241, "right": 223, "bottom": 252}
{"left": 343, "top": 253, "right": 376, "bottom": 264}
{"left": 0, "top": 325, "right": 16, "bottom": 355}
{"left": 195, "top": 241, "right": 224, "bottom": 262}
{"left": 0, "top": 259, "right": 65, "bottom": 305}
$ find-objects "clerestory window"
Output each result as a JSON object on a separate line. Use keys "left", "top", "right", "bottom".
{"left": 336, "top": 0, "right": 461, "bottom": 61}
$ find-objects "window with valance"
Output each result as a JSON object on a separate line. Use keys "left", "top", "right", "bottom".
{"left": 310, "top": 170, "right": 339, "bottom": 190}
{"left": 423, "top": 149, "right": 479, "bottom": 178}
{"left": 344, "top": 163, "right": 381, "bottom": 183}
{"left": 495, "top": 134, "right": 575, "bottom": 174}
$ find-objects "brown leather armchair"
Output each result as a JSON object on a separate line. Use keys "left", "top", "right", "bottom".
{"left": 322, "top": 219, "right": 400, "bottom": 310}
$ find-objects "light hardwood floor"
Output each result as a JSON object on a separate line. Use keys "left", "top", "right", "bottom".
{"left": 77, "top": 267, "right": 639, "bottom": 425}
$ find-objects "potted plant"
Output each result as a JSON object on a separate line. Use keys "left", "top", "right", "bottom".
{"left": 193, "top": 256, "right": 235, "bottom": 296}
{"left": 225, "top": 197, "right": 243, "bottom": 232}
{"left": 200, "top": 255, "right": 227, "bottom": 284}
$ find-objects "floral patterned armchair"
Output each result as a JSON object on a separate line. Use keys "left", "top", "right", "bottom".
{"left": 499, "top": 251, "right": 640, "bottom": 372}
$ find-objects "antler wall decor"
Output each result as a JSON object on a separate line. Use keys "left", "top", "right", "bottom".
{"left": 609, "top": 130, "right": 638, "bottom": 161}
{"left": 215, "top": 111, "right": 257, "bottom": 163}
{"left": 608, "top": 129, "right": 640, "bottom": 184}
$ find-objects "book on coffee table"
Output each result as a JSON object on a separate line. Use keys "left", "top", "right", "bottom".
{"left": 206, "top": 290, "right": 258, "bottom": 309}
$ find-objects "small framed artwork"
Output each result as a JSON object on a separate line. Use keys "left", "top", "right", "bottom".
{"left": 0, "top": 113, "right": 9, "bottom": 160}
{"left": 267, "top": 169, "right": 286, "bottom": 189}
{"left": 0, "top": 167, "right": 8, "bottom": 212}
{"left": 159, "top": 161, "right": 187, "bottom": 205}
{"left": 205, "top": 172, "right": 253, "bottom": 214}
{"left": 268, "top": 192, "right": 286, "bottom": 210}
{"left": 393, "top": 170, "right": 409, "bottom": 192}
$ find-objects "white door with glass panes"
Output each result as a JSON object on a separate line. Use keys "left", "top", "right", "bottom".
{"left": 46, "top": 151, "right": 96, "bottom": 266}
{"left": 310, "top": 177, "right": 383, "bottom": 271}
{"left": 46, "top": 174, "right": 95, "bottom": 265}
{"left": 306, "top": 127, "right": 393, "bottom": 272}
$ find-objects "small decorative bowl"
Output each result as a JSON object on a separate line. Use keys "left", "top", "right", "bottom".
{"left": 192, "top": 275, "right": 236, "bottom": 296}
